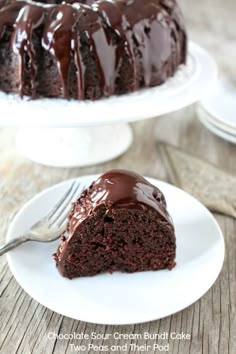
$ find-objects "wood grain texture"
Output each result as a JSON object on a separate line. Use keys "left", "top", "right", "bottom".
{"left": 0, "top": 0, "right": 236, "bottom": 353}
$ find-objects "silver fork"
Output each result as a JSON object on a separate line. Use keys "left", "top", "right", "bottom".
{"left": 0, "top": 181, "right": 85, "bottom": 256}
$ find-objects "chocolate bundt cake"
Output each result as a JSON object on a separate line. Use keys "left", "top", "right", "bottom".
{"left": 53, "top": 170, "right": 176, "bottom": 278}
{"left": 0, "top": 0, "right": 186, "bottom": 100}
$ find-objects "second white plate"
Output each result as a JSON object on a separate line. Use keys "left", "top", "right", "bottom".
{"left": 6, "top": 175, "right": 224, "bottom": 325}
{"left": 198, "top": 105, "right": 236, "bottom": 144}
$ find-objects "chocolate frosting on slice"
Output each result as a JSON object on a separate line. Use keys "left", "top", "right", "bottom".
{"left": 67, "top": 169, "right": 174, "bottom": 239}
{"left": 87, "top": 169, "right": 167, "bottom": 211}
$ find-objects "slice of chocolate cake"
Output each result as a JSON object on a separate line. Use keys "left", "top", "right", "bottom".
{"left": 53, "top": 170, "right": 176, "bottom": 279}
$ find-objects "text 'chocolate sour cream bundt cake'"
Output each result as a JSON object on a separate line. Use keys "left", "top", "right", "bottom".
{"left": 53, "top": 170, "right": 176, "bottom": 279}
{"left": 0, "top": 0, "right": 186, "bottom": 100}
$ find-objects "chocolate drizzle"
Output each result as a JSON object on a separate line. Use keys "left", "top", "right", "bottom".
{"left": 96, "top": 0, "right": 139, "bottom": 90}
{"left": 81, "top": 6, "right": 118, "bottom": 96}
{"left": 0, "top": 0, "right": 186, "bottom": 99}
{"left": 42, "top": 4, "right": 83, "bottom": 98}
{"left": 12, "top": 4, "right": 45, "bottom": 97}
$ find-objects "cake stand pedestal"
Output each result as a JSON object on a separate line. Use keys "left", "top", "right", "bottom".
{"left": 0, "top": 42, "right": 217, "bottom": 167}
{"left": 16, "top": 125, "right": 133, "bottom": 167}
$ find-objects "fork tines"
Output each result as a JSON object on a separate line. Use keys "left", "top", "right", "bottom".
{"left": 48, "top": 181, "right": 85, "bottom": 228}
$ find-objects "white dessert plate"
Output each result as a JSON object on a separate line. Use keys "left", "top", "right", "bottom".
{"left": 6, "top": 175, "right": 224, "bottom": 325}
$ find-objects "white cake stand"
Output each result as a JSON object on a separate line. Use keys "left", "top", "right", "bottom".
{"left": 0, "top": 42, "right": 217, "bottom": 167}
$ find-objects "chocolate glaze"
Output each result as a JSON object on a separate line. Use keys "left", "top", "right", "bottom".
{"left": 55, "top": 170, "right": 174, "bottom": 264}
{"left": 0, "top": 0, "right": 186, "bottom": 99}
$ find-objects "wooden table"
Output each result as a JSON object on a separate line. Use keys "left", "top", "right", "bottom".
{"left": 0, "top": 0, "right": 235, "bottom": 353}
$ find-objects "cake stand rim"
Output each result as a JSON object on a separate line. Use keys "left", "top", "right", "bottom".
{"left": 0, "top": 41, "right": 217, "bottom": 127}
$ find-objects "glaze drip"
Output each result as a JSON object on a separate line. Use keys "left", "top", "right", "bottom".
{"left": 0, "top": 0, "right": 186, "bottom": 99}
{"left": 96, "top": 0, "right": 139, "bottom": 90}
{"left": 12, "top": 4, "right": 45, "bottom": 96}
{"left": 81, "top": 6, "right": 117, "bottom": 95}
{"left": 42, "top": 4, "right": 82, "bottom": 98}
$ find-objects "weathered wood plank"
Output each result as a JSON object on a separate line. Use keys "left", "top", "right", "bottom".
{"left": 1, "top": 0, "right": 236, "bottom": 353}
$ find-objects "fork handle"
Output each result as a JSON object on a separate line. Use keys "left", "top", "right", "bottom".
{"left": 0, "top": 237, "right": 29, "bottom": 256}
